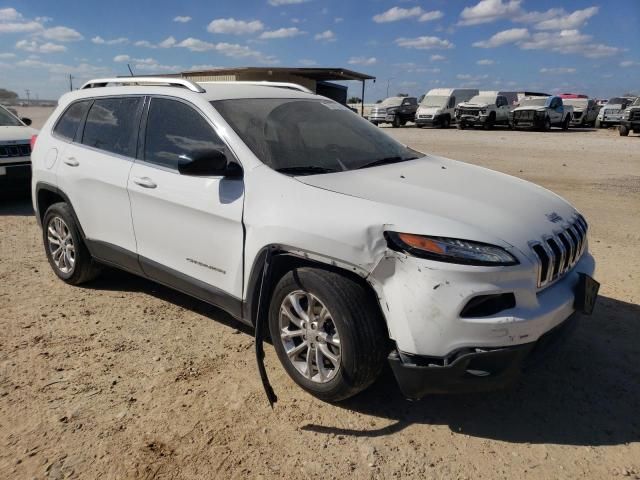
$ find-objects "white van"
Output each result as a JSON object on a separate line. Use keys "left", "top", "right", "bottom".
{"left": 415, "top": 88, "right": 479, "bottom": 128}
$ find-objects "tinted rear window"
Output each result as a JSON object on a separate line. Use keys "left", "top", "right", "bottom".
{"left": 82, "top": 97, "right": 142, "bottom": 157}
{"left": 53, "top": 101, "right": 91, "bottom": 140}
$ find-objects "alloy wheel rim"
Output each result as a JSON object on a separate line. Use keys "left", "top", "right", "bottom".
{"left": 47, "top": 216, "right": 75, "bottom": 274}
{"left": 279, "top": 290, "right": 341, "bottom": 384}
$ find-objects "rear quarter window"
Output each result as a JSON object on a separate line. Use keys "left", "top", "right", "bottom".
{"left": 81, "top": 97, "right": 142, "bottom": 157}
{"left": 53, "top": 101, "right": 91, "bottom": 140}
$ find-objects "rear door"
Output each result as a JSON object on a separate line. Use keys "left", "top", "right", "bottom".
{"left": 55, "top": 96, "right": 143, "bottom": 258}
{"left": 127, "top": 96, "right": 245, "bottom": 309}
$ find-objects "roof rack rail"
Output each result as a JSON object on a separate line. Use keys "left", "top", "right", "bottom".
{"left": 80, "top": 77, "right": 205, "bottom": 93}
{"left": 196, "top": 80, "right": 313, "bottom": 94}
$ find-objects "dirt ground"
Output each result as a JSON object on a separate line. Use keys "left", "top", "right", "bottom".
{"left": 1, "top": 107, "right": 639, "bottom": 479}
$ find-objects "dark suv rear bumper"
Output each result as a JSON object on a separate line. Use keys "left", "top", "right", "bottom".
{"left": 388, "top": 312, "right": 578, "bottom": 399}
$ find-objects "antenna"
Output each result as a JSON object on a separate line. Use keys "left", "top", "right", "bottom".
{"left": 127, "top": 64, "right": 134, "bottom": 76}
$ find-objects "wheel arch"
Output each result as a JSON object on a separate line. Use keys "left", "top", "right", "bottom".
{"left": 35, "top": 182, "right": 85, "bottom": 239}
{"left": 244, "top": 245, "right": 385, "bottom": 329}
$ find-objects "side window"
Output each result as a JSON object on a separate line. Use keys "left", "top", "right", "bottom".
{"left": 409, "top": 98, "right": 417, "bottom": 106}
{"left": 497, "top": 96, "right": 506, "bottom": 107}
{"left": 53, "top": 101, "right": 91, "bottom": 141}
{"left": 144, "top": 98, "right": 227, "bottom": 170}
{"left": 82, "top": 97, "right": 142, "bottom": 157}
{"left": 550, "top": 98, "right": 558, "bottom": 109}
{"left": 448, "top": 96, "right": 456, "bottom": 108}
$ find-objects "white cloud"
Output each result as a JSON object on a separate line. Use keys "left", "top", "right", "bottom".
{"left": 430, "top": 54, "right": 446, "bottom": 61}
{"left": 298, "top": 58, "right": 317, "bottom": 66}
{"left": 334, "top": 17, "right": 343, "bottom": 23}
{"left": 540, "top": 67, "right": 576, "bottom": 74}
{"left": 92, "top": 36, "right": 129, "bottom": 45}
{"left": 395, "top": 36, "right": 454, "bottom": 50}
{"left": 477, "top": 59, "right": 495, "bottom": 65}
{"left": 189, "top": 64, "right": 221, "bottom": 71}
{"left": 0, "top": 52, "right": 16, "bottom": 59}
{"left": 113, "top": 54, "right": 131, "bottom": 62}
{"left": 420, "top": 11, "right": 444, "bottom": 22}
{"left": 348, "top": 56, "right": 377, "bottom": 66}
{"left": 173, "top": 16, "right": 192, "bottom": 23}
{"left": 620, "top": 60, "right": 639, "bottom": 68}
{"left": 16, "top": 39, "right": 66, "bottom": 53}
{"left": 373, "top": 6, "right": 423, "bottom": 23}
{"left": 534, "top": 6, "right": 598, "bottom": 30}
{"left": 473, "top": 28, "right": 529, "bottom": 48}
{"left": 158, "top": 36, "right": 176, "bottom": 48}
{"left": 134, "top": 40, "right": 156, "bottom": 48}
{"left": 133, "top": 62, "right": 181, "bottom": 72}
{"left": 207, "top": 18, "right": 264, "bottom": 35}
{"left": 268, "top": 0, "right": 310, "bottom": 5}
{"left": 259, "top": 27, "right": 305, "bottom": 39}
{"left": 39, "top": 26, "right": 83, "bottom": 42}
{"left": 16, "top": 58, "right": 111, "bottom": 78}
{"left": 395, "top": 62, "right": 440, "bottom": 73}
{"left": 458, "top": 0, "right": 522, "bottom": 26}
{"left": 174, "top": 37, "right": 276, "bottom": 63}
{"left": 314, "top": 30, "right": 336, "bottom": 42}
{"left": 456, "top": 73, "right": 489, "bottom": 86}
{"left": 0, "top": 7, "right": 22, "bottom": 21}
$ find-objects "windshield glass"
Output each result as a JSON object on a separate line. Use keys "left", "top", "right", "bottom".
{"left": 212, "top": 98, "right": 421, "bottom": 174}
{"left": 420, "top": 95, "right": 448, "bottom": 108}
{"left": 468, "top": 95, "right": 496, "bottom": 105}
{"left": 632, "top": 97, "right": 640, "bottom": 107}
{"left": 0, "top": 106, "right": 23, "bottom": 127}
{"left": 519, "top": 97, "right": 548, "bottom": 107}
{"left": 562, "top": 99, "right": 588, "bottom": 108}
{"left": 380, "top": 96, "right": 402, "bottom": 107}
{"left": 608, "top": 97, "right": 627, "bottom": 105}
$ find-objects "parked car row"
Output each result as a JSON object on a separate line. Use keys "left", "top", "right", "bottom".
{"left": 368, "top": 89, "right": 638, "bottom": 133}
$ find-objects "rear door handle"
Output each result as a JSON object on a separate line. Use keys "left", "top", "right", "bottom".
{"left": 132, "top": 176, "right": 157, "bottom": 189}
{"left": 63, "top": 157, "right": 79, "bottom": 167}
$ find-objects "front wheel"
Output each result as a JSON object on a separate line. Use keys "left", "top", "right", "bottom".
{"left": 440, "top": 116, "right": 451, "bottom": 129}
{"left": 562, "top": 116, "right": 570, "bottom": 130}
{"left": 392, "top": 115, "right": 401, "bottom": 128}
{"left": 619, "top": 125, "right": 630, "bottom": 136}
{"left": 543, "top": 117, "right": 551, "bottom": 131}
{"left": 268, "top": 268, "right": 387, "bottom": 402}
{"left": 595, "top": 119, "right": 602, "bottom": 128}
{"left": 42, "top": 202, "right": 101, "bottom": 285}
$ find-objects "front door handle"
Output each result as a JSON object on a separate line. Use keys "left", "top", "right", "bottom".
{"left": 63, "top": 157, "right": 79, "bottom": 167}
{"left": 132, "top": 176, "right": 157, "bottom": 189}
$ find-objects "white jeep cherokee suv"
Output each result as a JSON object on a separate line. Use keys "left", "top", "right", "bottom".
{"left": 31, "top": 77, "right": 598, "bottom": 402}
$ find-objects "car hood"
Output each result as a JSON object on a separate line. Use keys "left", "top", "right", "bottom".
{"left": 416, "top": 106, "right": 443, "bottom": 115}
{"left": 0, "top": 125, "right": 37, "bottom": 143}
{"left": 513, "top": 106, "right": 546, "bottom": 112}
{"left": 458, "top": 102, "right": 491, "bottom": 109}
{"left": 296, "top": 156, "right": 578, "bottom": 257}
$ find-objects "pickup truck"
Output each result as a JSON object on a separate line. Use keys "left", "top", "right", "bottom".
{"left": 369, "top": 96, "right": 418, "bottom": 128}
{"left": 455, "top": 91, "right": 516, "bottom": 129}
{"left": 619, "top": 97, "right": 640, "bottom": 136}
{"left": 510, "top": 96, "right": 573, "bottom": 131}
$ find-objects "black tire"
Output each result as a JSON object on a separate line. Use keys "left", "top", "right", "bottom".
{"left": 457, "top": 122, "right": 466, "bottom": 130}
{"left": 543, "top": 117, "right": 551, "bottom": 131}
{"left": 392, "top": 115, "right": 401, "bottom": 128}
{"left": 440, "top": 116, "right": 451, "bottom": 129}
{"left": 595, "top": 119, "right": 602, "bottom": 128}
{"left": 619, "top": 125, "right": 630, "bottom": 136}
{"left": 268, "top": 268, "right": 387, "bottom": 402}
{"left": 483, "top": 113, "right": 495, "bottom": 130}
{"left": 42, "top": 202, "right": 101, "bottom": 285}
{"left": 371, "top": 121, "right": 379, "bottom": 126}
{"left": 562, "top": 116, "right": 570, "bottom": 131}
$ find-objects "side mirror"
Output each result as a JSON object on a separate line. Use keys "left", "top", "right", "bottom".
{"left": 21, "top": 117, "right": 32, "bottom": 126}
{"left": 177, "top": 149, "right": 243, "bottom": 178}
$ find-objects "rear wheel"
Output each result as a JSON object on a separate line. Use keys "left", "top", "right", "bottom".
{"left": 483, "top": 114, "right": 495, "bottom": 130}
{"left": 562, "top": 116, "right": 570, "bottom": 131}
{"left": 440, "top": 116, "right": 451, "bottom": 129}
{"left": 268, "top": 268, "right": 387, "bottom": 402}
{"left": 42, "top": 202, "right": 101, "bottom": 285}
{"left": 619, "top": 125, "right": 630, "bottom": 136}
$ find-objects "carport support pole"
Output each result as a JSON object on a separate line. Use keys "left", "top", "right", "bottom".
{"left": 361, "top": 80, "right": 365, "bottom": 117}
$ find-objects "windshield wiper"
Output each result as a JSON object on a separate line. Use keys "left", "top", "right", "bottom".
{"left": 275, "top": 165, "right": 338, "bottom": 175}
{"left": 358, "top": 156, "right": 418, "bottom": 170}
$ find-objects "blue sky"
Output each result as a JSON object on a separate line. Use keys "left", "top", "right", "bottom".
{"left": 0, "top": 0, "right": 638, "bottom": 101}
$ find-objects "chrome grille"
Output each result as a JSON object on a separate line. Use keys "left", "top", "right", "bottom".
{"left": 458, "top": 108, "right": 481, "bottom": 116}
{"left": 530, "top": 215, "right": 588, "bottom": 288}
{"left": 630, "top": 109, "right": 640, "bottom": 121}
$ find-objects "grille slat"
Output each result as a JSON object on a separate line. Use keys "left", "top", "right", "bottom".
{"left": 530, "top": 216, "right": 588, "bottom": 288}
{"left": 0, "top": 143, "right": 31, "bottom": 158}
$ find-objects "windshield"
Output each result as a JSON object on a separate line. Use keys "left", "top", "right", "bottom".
{"left": 608, "top": 97, "right": 627, "bottom": 105}
{"left": 562, "top": 99, "right": 588, "bottom": 108}
{"left": 380, "top": 96, "right": 402, "bottom": 107}
{"left": 519, "top": 97, "right": 548, "bottom": 107}
{"left": 0, "top": 106, "right": 23, "bottom": 127}
{"left": 212, "top": 98, "right": 421, "bottom": 174}
{"left": 632, "top": 97, "right": 640, "bottom": 107}
{"left": 420, "top": 95, "right": 448, "bottom": 108}
{"left": 468, "top": 95, "right": 496, "bottom": 105}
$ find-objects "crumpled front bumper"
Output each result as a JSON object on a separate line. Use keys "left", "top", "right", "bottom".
{"left": 388, "top": 312, "right": 578, "bottom": 399}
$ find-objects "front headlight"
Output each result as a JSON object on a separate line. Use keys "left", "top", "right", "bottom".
{"left": 385, "top": 232, "right": 519, "bottom": 266}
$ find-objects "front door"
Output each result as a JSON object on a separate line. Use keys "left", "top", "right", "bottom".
{"left": 127, "top": 97, "right": 245, "bottom": 310}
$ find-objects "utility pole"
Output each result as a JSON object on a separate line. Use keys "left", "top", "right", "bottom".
{"left": 24, "top": 89, "right": 31, "bottom": 106}
{"left": 69, "top": 74, "right": 74, "bottom": 91}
